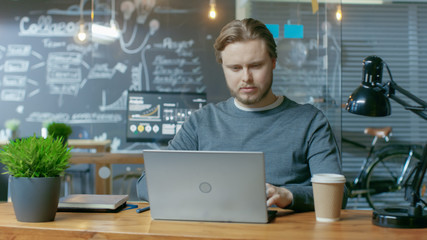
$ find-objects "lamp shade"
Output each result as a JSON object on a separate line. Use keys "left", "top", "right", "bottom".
{"left": 346, "top": 83, "right": 391, "bottom": 117}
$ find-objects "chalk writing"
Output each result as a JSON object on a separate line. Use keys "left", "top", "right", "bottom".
{"left": 26, "top": 112, "right": 122, "bottom": 123}
{"left": 1, "top": 89, "right": 26, "bottom": 101}
{"left": 99, "top": 90, "right": 127, "bottom": 112}
{"left": 19, "top": 15, "right": 76, "bottom": 37}
{"left": 153, "top": 37, "right": 194, "bottom": 52}
{"left": 6, "top": 44, "right": 31, "bottom": 57}
{"left": 42, "top": 39, "right": 67, "bottom": 48}
{"left": 88, "top": 64, "right": 116, "bottom": 79}
{"left": 4, "top": 60, "right": 29, "bottom": 72}
{"left": 143, "top": 37, "right": 205, "bottom": 92}
{"left": 2, "top": 75, "right": 26, "bottom": 87}
{"left": 129, "top": 63, "right": 142, "bottom": 91}
{"left": 46, "top": 52, "right": 82, "bottom": 100}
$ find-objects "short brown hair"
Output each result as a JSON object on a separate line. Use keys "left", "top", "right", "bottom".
{"left": 213, "top": 18, "right": 277, "bottom": 64}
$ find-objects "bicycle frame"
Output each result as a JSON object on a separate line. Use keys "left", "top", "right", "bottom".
{"left": 367, "top": 146, "right": 417, "bottom": 195}
{"left": 351, "top": 135, "right": 385, "bottom": 187}
{"left": 397, "top": 148, "right": 414, "bottom": 185}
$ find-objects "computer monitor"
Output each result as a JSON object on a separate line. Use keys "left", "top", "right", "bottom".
{"left": 126, "top": 91, "right": 207, "bottom": 142}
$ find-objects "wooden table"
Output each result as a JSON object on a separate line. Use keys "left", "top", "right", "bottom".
{"left": 0, "top": 203, "right": 425, "bottom": 240}
{"left": 67, "top": 139, "right": 111, "bottom": 153}
{"left": 69, "top": 152, "right": 144, "bottom": 194}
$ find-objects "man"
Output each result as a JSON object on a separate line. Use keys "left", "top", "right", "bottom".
{"left": 137, "top": 18, "right": 346, "bottom": 211}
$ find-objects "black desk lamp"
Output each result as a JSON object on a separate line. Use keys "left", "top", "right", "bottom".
{"left": 345, "top": 55, "right": 427, "bottom": 228}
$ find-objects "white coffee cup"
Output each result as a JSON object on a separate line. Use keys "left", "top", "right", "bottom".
{"left": 311, "top": 173, "right": 346, "bottom": 222}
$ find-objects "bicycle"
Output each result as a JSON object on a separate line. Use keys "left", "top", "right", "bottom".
{"left": 343, "top": 126, "right": 427, "bottom": 210}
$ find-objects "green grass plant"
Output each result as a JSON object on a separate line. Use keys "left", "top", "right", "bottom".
{"left": 0, "top": 135, "right": 72, "bottom": 178}
{"left": 47, "top": 122, "right": 72, "bottom": 139}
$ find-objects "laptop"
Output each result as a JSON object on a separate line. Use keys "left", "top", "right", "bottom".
{"left": 143, "top": 150, "right": 275, "bottom": 223}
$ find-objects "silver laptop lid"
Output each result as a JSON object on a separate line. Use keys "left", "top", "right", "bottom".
{"left": 143, "top": 150, "right": 268, "bottom": 223}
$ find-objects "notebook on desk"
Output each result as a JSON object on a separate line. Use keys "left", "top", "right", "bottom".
{"left": 143, "top": 150, "right": 275, "bottom": 223}
{"left": 57, "top": 194, "right": 129, "bottom": 213}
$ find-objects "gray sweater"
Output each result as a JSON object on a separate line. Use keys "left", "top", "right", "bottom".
{"left": 137, "top": 97, "right": 345, "bottom": 211}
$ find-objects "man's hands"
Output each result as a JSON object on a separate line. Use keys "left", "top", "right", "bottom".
{"left": 266, "top": 183, "right": 293, "bottom": 208}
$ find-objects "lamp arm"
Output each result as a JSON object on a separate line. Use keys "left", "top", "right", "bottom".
{"left": 389, "top": 81, "right": 427, "bottom": 108}
{"left": 379, "top": 80, "right": 427, "bottom": 120}
{"left": 380, "top": 62, "right": 427, "bottom": 120}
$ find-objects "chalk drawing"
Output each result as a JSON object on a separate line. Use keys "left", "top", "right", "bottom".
{"left": 31, "top": 62, "right": 45, "bottom": 70}
{"left": 31, "top": 50, "right": 43, "bottom": 60}
{"left": 129, "top": 63, "right": 142, "bottom": 91}
{"left": 27, "top": 89, "right": 40, "bottom": 98}
{"left": 1, "top": 89, "right": 26, "bottom": 101}
{"left": 26, "top": 78, "right": 39, "bottom": 86}
{"left": 2, "top": 75, "right": 26, "bottom": 87}
{"left": 88, "top": 63, "right": 116, "bottom": 79}
{"left": 4, "top": 60, "right": 29, "bottom": 73}
{"left": 146, "top": 38, "right": 205, "bottom": 92}
{"left": 16, "top": 105, "right": 24, "bottom": 114}
{"left": 26, "top": 111, "right": 122, "bottom": 124}
{"left": 19, "top": 15, "right": 76, "bottom": 37}
{"left": 46, "top": 52, "right": 82, "bottom": 102}
{"left": 42, "top": 39, "right": 67, "bottom": 49}
{"left": 48, "top": 83, "right": 80, "bottom": 96}
{"left": 70, "top": 112, "right": 122, "bottom": 123}
{"left": 99, "top": 90, "right": 127, "bottom": 112}
{"left": 6, "top": 44, "right": 32, "bottom": 57}
{"left": 114, "top": 62, "right": 127, "bottom": 74}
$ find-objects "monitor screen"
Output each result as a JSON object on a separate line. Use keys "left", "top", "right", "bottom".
{"left": 126, "top": 91, "right": 207, "bottom": 142}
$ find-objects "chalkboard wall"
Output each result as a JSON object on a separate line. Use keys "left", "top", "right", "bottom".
{"left": 0, "top": 0, "right": 234, "bottom": 151}
{"left": 0, "top": 0, "right": 235, "bottom": 200}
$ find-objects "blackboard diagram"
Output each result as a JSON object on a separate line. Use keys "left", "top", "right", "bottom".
{"left": 99, "top": 90, "right": 127, "bottom": 112}
{"left": 0, "top": 44, "right": 43, "bottom": 102}
{"left": 0, "top": 0, "right": 232, "bottom": 150}
{"left": 46, "top": 52, "right": 82, "bottom": 98}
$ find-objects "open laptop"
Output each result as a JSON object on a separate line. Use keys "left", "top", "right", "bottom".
{"left": 143, "top": 150, "right": 275, "bottom": 223}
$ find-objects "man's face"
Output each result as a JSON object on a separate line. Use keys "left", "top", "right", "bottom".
{"left": 221, "top": 39, "right": 276, "bottom": 108}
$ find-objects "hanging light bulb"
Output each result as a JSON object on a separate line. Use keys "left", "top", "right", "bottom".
{"left": 74, "top": 0, "right": 89, "bottom": 44}
{"left": 209, "top": 0, "right": 216, "bottom": 19}
{"left": 76, "top": 22, "right": 88, "bottom": 43}
{"left": 336, "top": 5, "right": 342, "bottom": 21}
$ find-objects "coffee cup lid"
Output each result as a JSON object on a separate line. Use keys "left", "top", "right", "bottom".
{"left": 311, "top": 173, "right": 346, "bottom": 183}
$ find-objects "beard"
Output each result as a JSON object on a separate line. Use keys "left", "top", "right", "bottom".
{"left": 228, "top": 79, "right": 273, "bottom": 106}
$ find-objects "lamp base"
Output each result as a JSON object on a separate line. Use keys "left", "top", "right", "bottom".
{"left": 372, "top": 206, "right": 427, "bottom": 228}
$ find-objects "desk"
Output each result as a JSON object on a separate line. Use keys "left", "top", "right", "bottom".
{"left": 70, "top": 152, "right": 144, "bottom": 194}
{"left": 0, "top": 203, "right": 425, "bottom": 240}
{"left": 67, "top": 139, "right": 111, "bottom": 153}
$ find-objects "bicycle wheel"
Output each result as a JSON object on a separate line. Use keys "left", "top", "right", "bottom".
{"left": 364, "top": 145, "right": 426, "bottom": 210}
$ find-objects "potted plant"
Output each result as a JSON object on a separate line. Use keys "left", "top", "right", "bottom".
{"left": 47, "top": 122, "right": 73, "bottom": 144}
{"left": 0, "top": 134, "right": 72, "bottom": 222}
{"left": 4, "top": 119, "right": 20, "bottom": 140}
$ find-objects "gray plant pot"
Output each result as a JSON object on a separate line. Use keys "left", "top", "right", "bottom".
{"left": 11, "top": 176, "right": 61, "bottom": 222}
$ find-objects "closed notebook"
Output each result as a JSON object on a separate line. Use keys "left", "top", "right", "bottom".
{"left": 58, "top": 194, "right": 129, "bottom": 212}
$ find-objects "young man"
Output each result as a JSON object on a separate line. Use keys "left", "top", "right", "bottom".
{"left": 137, "top": 18, "right": 346, "bottom": 211}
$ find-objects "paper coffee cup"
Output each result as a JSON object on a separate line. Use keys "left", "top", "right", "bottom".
{"left": 311, "top": 174, "right": 346, "bottom": 222}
